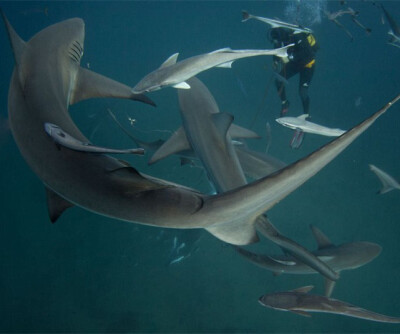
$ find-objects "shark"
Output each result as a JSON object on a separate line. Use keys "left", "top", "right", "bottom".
{"left": 241, "top": 10, "right": 313, "bottom": 34}
{"left": 380, "top": 4, "right": 400, "bottom": 48}
{"left": 369, "top": 164, "right": 400, "bottom": 194}
{"left": 276, "top": 114, "right": 346, "bottom": 137}
{"left": 3, "top": 12, "right": 400, "bottom": 252}
{"left": 131, "top": 45, "right": 291, "bottom": 94}
{"left": 236, "top": 224, "right": 381, "bottom": 297}
{"left": 259, "top": 285, "right": 400, "bottom": 323}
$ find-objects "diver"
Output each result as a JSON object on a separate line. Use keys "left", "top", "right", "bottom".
{"left": 269, "top": 27, "right": 318, "bottom": 118}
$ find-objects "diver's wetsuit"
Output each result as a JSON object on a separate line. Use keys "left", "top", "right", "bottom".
{"left": 270, "top": 28, "right": 318, "bottom": 116}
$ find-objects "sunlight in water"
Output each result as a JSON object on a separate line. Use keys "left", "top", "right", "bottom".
{"left": 284, "top": 0, "right": 327, "bottom": 27}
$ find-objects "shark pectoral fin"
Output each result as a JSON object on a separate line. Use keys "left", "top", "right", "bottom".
{"left": 45, "top": 187, "right": 74, "bottom": 223}
{"left": 107, "top": 166, "right": 168, "bottom": 192}
{"left": 149, "top": 127, "right": 191, "bottom": 164}
{"left": 160, "top": 52, "right": 179, "bottom": 68}
{"left": 71, "top": 68, "right": 155, "bottom": 106}
{"left": 324, "top": 278, "right": 336, "bottom": 298}
{"left": 290, "top": 310, "right": 312, "bottom": 318}
{"left": 310, "top": 224, "right": 334, "bottom": 249}
{"left": 205, "top": 218, "right": 259, "bottom": 245}
{"left": 212, "top": 113, "right": 234, "bottom": 138}
{"left": 229, "top": 124, "right": 260, "bottom": 139}
{"left": 172, "top": 82, "right": 191, "bottom": 89}
{"left": 291, "top": 285, "right": 314, "bottom": 294}
{"left": 1, "top": 10, "right": 28, "bottom": 88}
{"left": 298, "top": 114, "right": 309, "bottom": 121}
{"left": 216, "top": 61, "right": 233, "bottom": 68}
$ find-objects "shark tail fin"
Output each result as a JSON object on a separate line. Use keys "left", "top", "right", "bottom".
{"left": 241, "top": 10, "right": 251, "bottom": 22}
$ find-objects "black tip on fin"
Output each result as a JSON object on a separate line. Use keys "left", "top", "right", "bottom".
{"left": 131, "top": 93, "right": 157, "bottom": 107}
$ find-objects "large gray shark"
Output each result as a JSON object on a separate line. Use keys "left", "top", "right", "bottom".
{"left": 259, "top": 285, "right": 400, "bottom": 323}
{"left": 369, "top": 164, "right": 400, "bottom": 194}
{"left": 3, "top": 13, "right": 400, "bottom": 251}
{"left": 236, "top": 225, "right": 381, "bottom": 296}
{"left": 131, "top": 45, "right": 291, "bottom": 94}
{"left": 241, "top": 10, "right": 313, "bottom": 34}
{"left": 276, "top": 114, "right": 346, "bottom": 137}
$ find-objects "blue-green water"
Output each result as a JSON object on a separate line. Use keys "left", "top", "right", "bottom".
{"left": 1, "top": 1, "right": 400, "bottom": 332}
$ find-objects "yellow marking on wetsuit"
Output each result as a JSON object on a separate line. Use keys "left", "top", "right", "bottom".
{"left": 305, "top": 59, "right": 315, "bottom": 68}
{"left": 307, "top": 34, "right": 316, "bottom": 47}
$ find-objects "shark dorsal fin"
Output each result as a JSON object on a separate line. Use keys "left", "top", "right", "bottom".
{"left": 298, "top": 114, "right": 309, "bottom": 121}
{"left": 1, "top": 10, "right": 28, "bottom": 87}
{"left": 209, "top": 47, "right": 232, "bottom": 54}
{"left": 212, "top": 112, "right": 234, "bottom": 137}
{"left": 291, "top": 285, "right": 314, "bottom": 294}
{"left": 310, "top": 224, "right": 334, "bottom": 249}
{"left": 228, "top": 124, "right": 260, "bottom": 139}
{"left": 149, "top": 127, "right": 191, "bottom": 165}
{"left": 160, "top": 52, "right": 179, "bottom": 68}
{"left": 45, "top": 187, "right": 74, "bottom": 223}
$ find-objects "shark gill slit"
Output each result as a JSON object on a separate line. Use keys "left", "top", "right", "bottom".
{"left": 68, "top": 51, "right": 79, "bottom": 63}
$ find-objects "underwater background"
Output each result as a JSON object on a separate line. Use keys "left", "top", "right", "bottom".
{"left": 1, "top": 0, "right": 400, "bottom": 332}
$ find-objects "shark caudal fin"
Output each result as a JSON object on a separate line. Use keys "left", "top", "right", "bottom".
{"left": 242, "top": 10, "right": 251, "bottom": 22}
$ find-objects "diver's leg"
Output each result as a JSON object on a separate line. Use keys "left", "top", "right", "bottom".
{"left": 299, "top": 66, "right": 315, "bottom": 116}
{"left": 276, "top": 63, "right": 296, "bottom": 116}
